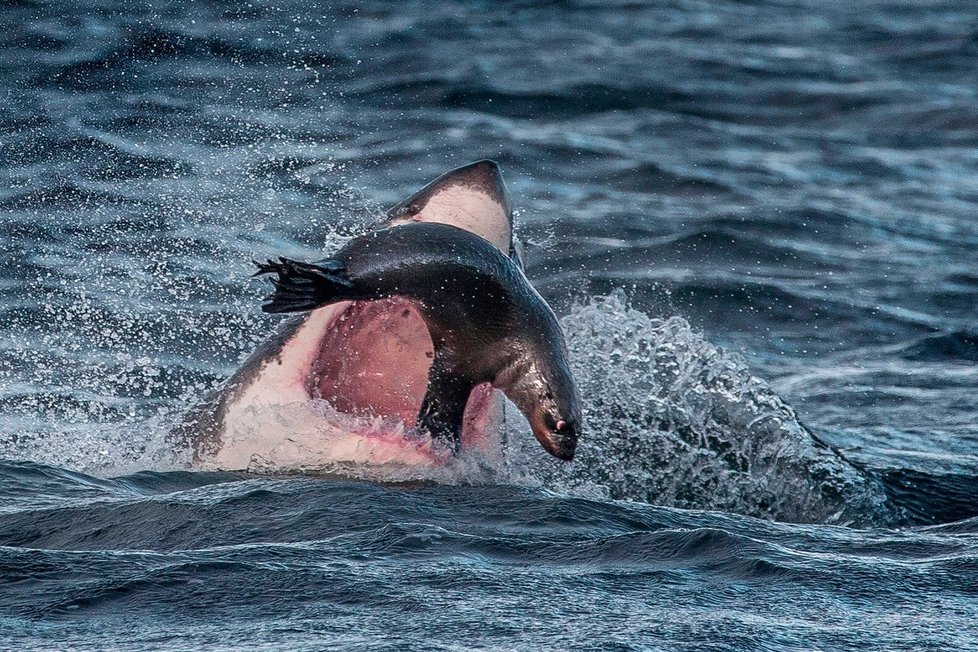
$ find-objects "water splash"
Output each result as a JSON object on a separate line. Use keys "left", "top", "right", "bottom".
{"left": 0, "top": 416, "right": 189, "bottom": 477}
{"left": 0, "top": 176, "right": 366, "bottom": 477}
{"left": 508, "top": 291, "right": 894, "bottom": 526}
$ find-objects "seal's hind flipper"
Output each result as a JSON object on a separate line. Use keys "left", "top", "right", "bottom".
{"left": 254, "top": 257, "right": 355, "bottom": 313}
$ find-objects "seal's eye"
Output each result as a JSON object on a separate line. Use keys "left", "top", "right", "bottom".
{"left": 543, "top": 413, "right": 560, "bottom": 432}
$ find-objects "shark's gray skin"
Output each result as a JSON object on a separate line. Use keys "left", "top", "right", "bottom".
{"left": 176, "top": 161, "right": 561, "bottom": 471}
{"left": 256, "top": 222, "right": 580, "bottom": 460}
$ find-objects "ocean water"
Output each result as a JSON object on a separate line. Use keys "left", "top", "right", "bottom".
{"left": 2, "top": 0, "right": 978, "bottom": 649}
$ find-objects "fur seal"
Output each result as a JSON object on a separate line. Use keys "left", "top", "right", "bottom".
{"left": 255, "top": 222, "right": 581, "bottom": 460}
{"left": 176, "top": 160, "right": 577, "bottom": 469}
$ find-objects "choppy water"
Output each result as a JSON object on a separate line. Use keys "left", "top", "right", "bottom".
{"left": 2, "top": 0, "right": 978, "bottom": 649}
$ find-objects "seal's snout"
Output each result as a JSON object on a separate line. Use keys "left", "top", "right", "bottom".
{"left": 532, "top": 414, "right": 578, "bottom": 461}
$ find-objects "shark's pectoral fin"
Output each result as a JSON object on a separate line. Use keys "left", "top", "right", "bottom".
{"left": 417, "top": 350, "right": 476, "bottom": 452}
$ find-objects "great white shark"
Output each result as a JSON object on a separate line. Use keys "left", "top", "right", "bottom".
{"left": 175, "top": 160, "right": 541, "bottom": 472}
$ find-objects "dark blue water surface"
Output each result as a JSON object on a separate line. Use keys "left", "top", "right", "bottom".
{"left": 2, "top": 0, "right": 978, "bottom": 649}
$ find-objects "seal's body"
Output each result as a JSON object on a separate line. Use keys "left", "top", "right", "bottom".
{"left": 258, "top": 222, "right": 580, "bottom": 460}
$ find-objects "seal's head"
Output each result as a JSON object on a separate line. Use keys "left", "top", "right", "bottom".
{"left": 506, "top": 358, "right": 581, "bottom": 461}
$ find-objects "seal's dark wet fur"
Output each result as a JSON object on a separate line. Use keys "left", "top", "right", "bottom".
{"left": 255, "top": 222, "right": 580, "bottom": 458}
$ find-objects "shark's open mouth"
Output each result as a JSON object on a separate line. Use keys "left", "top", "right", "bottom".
{"left": 191, "top": 297, "right": 506, "bottom": 472}
{"left": 308, "top": 299, "right": 432, "bottom": 425}
{"left": 304, "top": 297, "right": 503, "bottom": 452}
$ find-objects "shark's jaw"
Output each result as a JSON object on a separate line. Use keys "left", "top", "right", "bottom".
{"left": 305, "top": 298, "right": 502, "bottom": 446}
{"left": 199, "top": 297, "right": 505, "bottom": 473}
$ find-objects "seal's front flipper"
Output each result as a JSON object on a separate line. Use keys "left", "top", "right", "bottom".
{"left": 254, "top": 257, "right": 355, "bottom": 313}
{"left": 417, "top": 353, "right": 476, "bottom": 453}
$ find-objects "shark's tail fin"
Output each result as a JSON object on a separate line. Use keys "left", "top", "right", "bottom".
{"left": 253, "top": 257, "right": 355, "bottom": 313}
